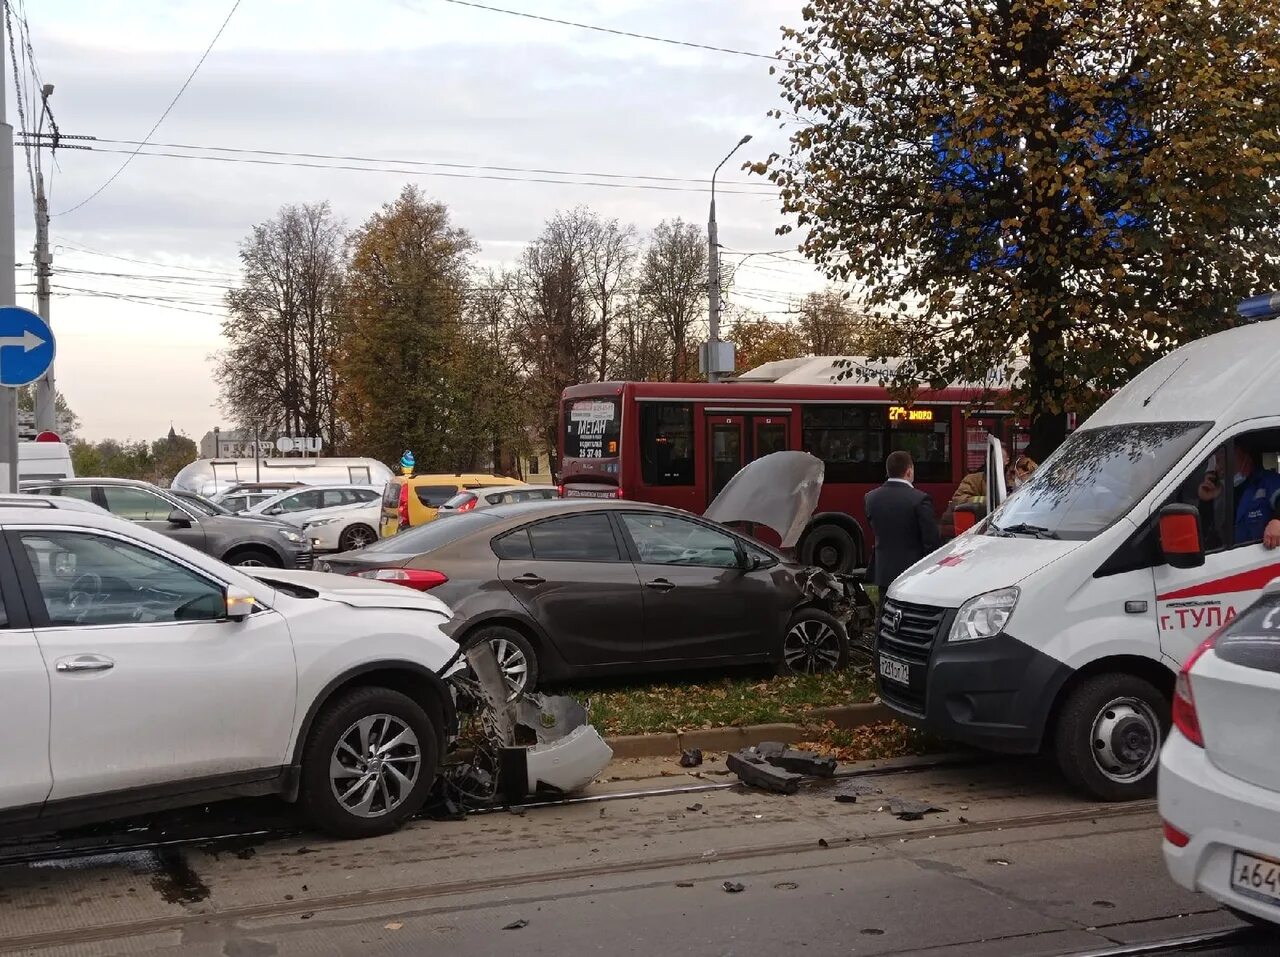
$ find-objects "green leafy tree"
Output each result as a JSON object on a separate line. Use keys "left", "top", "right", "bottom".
{"left": 762, "top": 0, "right": 1280, "bottom": 457}
{"left": 17, "top": 387, "right": 80, "bottom": 440}
{"left": 336, "top": 185, "right": 478, "bottom": 467}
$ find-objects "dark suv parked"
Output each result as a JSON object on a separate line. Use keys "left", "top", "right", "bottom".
{"left": 24, "top": 479, "right": 313, "bottom": 569}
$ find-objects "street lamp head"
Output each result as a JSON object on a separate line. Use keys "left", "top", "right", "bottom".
{"left": 738, "top": 134, "right": 753, "bottom": 146}
{"left": 41, "top": 84, "right": 54, "bottom": 100}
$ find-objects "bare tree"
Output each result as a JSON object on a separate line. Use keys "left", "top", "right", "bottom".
{"left": 215, "top": 202, "right": 346, "bottom": 450}
{"left": 796, "top": 289, "right": 856, "bottom": 355}
{"left": 583, "top": 216, "right": 638, "bottom": 380}
{"left": 611, "top": 297, "right": 672, "bottom": 381}
{"left": 511, "top": 210, "right": 603, "bottom": 456}
{"left": 638, "top": 218, "right": 707, "bottom": 381}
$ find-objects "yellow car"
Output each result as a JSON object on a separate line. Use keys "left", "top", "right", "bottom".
{"left": 380, "top": 473, "right": 523, "bottom": 537}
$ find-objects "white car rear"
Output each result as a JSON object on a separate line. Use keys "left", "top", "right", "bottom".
{"left": 1160, "top": 579, "right": 1280, "bottom": 928}
{"left": 436, "top": 484, "right": 561, "bottom": 517}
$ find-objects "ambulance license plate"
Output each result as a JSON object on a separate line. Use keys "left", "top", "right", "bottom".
{"left": 1231, "top": 851, "right": 1280, "bottom": 907}
{"left": 878, "top": 653, "right": 911, "bottom": 687}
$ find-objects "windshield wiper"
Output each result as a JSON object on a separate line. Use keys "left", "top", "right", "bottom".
{"left": 992, "top": 522, "right": 1060, "bottom": 540}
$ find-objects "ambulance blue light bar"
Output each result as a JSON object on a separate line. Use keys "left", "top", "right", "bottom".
{"left": 1237, "top": 291, "right": 1280, "bottom": 322}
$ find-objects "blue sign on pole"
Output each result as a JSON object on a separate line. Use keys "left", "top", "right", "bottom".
{"left": 0, "top": 307, "right": 55, "bottom": 388}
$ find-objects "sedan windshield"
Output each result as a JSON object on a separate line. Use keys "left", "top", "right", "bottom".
{"left": 989, "top": 421, "right": 1210, "bottom": 541}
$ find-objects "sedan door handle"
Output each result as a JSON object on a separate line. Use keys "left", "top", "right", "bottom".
{"left": 512, "top": 573, "right": 546, "bottom": 586}
{"left": 55, "top": 654, "right": 115, "bottom": 674}
{"left": 644, "top": 578, "right": 676, "bottom": 592}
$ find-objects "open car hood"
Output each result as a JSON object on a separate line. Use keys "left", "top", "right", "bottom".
{"left": 703, "top": 451, "right": 824, "bottom": 548}
{"left": 245, "top": 568, "right": 452, "bottom": 618}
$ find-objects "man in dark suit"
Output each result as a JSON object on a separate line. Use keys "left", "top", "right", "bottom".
{"left": 865, "top": 450, "right": 942, "bottom": 592}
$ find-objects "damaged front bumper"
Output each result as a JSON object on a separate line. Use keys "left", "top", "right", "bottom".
{"left": 439, "top": 642, "right": 613, "bottom": 811}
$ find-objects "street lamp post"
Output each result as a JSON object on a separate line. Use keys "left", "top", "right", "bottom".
{"left": 706, "top": 134, "right": 752, "bottom": 384}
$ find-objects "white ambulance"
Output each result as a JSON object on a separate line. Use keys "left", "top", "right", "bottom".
{"left": 877, "top": 309, "right": 1280, "bottom": 801}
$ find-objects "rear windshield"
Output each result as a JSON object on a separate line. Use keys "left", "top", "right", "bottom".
{"left": 360, "top": 510, "right": 504, "bottom": 555}
{"left": 563, "top": 397, "right": 621, "bottom": 460}
{"left": 416, "top": 484, "right": 460, "bottom": 507}
{"left": 1215, "top": 592, "right": 1280, "bottom": 675}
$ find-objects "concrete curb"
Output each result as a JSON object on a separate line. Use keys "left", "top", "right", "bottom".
{"left": 605, "top": 701, "right": 894, "bottom": 760}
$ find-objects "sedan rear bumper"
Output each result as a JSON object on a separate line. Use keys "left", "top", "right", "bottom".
{"left": 1159, "top": 729, "right": 1280, "bottom": 928}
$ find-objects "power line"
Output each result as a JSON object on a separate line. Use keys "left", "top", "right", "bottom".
{"left": 75, "top": 146, "right": 773, "bottom": 195}
{"left": 56, "top": 0, "right": 243, "bottom": 217}
{"left": 58, "top": 241, "right": 239, "bottom": 278}
{"left": 431, "top": 0, "right": 783, "bottom": 62}
{"left": 4, "top": 1, "right": 35, "bottom": 204}
{"left": 78, "top": 136, "right": 774, "bottom": 191}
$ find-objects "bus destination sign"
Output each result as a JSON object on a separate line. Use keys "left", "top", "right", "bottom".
{"left": 889, "top": 405, "right": 934, "bottom": 423}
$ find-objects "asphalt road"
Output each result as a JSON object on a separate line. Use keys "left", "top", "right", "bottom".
{"left": 0, "top": 756, "right": 1275, "bottom": 957}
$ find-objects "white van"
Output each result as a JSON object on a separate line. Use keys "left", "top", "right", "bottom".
{"left": 18, "top": 440, "right": 74, "bottom": 483}
{"left": 170, "top": 457, "right": 394, "bottom": 497}
{"left": 877, "top": 317, "right": 1280, "bottom": 801}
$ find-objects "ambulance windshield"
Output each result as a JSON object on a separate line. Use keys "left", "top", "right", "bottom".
{"left": 989, "top": 421, "right": 1210, "bottom": 541}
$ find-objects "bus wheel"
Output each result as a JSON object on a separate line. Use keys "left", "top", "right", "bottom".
{"left": 1053, "top": 673, "right": 1169, "bottom": 802}
{"left": 800, "top": 524, "right": 857, "bottom": 573}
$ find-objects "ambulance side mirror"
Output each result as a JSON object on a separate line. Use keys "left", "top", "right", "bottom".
{"left": 1158, "top": 504, "right": 1204, "bottom": 569}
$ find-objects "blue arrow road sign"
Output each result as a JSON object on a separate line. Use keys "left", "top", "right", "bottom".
{"left": 0, "top": 307, "right": 54, "bottom": 388}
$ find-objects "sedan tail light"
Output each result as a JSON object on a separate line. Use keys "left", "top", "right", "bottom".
{"left": 457, "top": 496, "right": 477, "bottom": 512}
{"left": 1172, "top": 629, "right": 1222, "bottom": 748}
{"left": 352, "top": 568, "right": 449, "bottom": 591}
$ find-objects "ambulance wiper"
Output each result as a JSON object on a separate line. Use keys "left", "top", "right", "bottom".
{"left": 994, "top": 522, "right": 1060, "bottom": 540}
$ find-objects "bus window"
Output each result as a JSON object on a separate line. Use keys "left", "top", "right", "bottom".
{"left": 891, "top": 421, "right": 951, "bottom": 483}
{"left": 564, "top": 397, "right": 621, "bottom": 460}
{"left": 754, "top": 421, "right": 788, "bottom": 459}
{"left": 640, "top": 403, "right": 694, "bottom": 485}
{"left": 710, "top": 424, "right": 742, "bottom": 495}
{"left": 801, "top": 405, "right": 886, "bottom": 483}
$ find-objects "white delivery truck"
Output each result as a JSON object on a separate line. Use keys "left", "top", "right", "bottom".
{"left": 877, "top": 310, "right": 1280, "bottom": 801}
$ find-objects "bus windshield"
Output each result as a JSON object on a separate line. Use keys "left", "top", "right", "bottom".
{"left": 563, "top": 397, "right": 621, "bottom": 460}
{"left": 989, "top": 421, "right": 1210, "bottom": 541}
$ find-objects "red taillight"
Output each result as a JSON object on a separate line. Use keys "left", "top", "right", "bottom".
{"left": 457, "top": 496, "right": 477, "bottom": 512}
{"left": 1163, "top": 820, "right": 1191, "bottom": 848}
{"left": 557, "top": 484, "right": 566, "bottom": 498}
{"left": 352, "top": 568, "right": 449, "bottom": 591}
{"left": 397, "top": 484, "right": 410, "bottom": 528}
{"left": 614, "top": 487, "right": 625, "bottom": 499}
{"left": 1172, "top": 629, "right": 1222, "bottom": 748}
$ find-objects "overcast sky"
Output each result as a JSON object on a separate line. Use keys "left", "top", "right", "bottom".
{"left": 10, "top": 0, "right": 828, "bottom": 442}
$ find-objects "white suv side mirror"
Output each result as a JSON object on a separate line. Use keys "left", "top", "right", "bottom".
{"left": 224, "top": 586, "right": 256, "bottom": 621}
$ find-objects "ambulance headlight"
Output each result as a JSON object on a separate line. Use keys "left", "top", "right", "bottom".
{"left": 948, "top": 587, "right": 1020, "bottom": 642}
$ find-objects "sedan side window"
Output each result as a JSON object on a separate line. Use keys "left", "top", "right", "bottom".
{"left": 18, "top": 531, "right": 226, "bottom": 627}
{"left": 527, "top": 514, "right": 621, "bottom": 562}
{"left": 620, "top": 513, "right": 742, "bottom": 568}
{"left": 102, "top": 486, "right": 173, "bottom": 522}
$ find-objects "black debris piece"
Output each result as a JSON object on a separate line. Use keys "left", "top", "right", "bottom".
{"left": 687, "top": 803, "right": 703, "bottom": 812}
{"left": 503, "top": 919, "right": 530, "bottom": 930}
{"left": 763, "top": 748, "right": 837, "bottom": 778}
{"left": 884, "top": 797, "right": 947, "bottom": 821}
{"left": 818, "top": 838, "right": 829, "bottom": 848}
{"left": 679, "top": 748, "right": 704, "bottom": 768}
{"left": 726, "top": 751, "right": 802, "bottom": 795}
{"left": 834, "top": 780, "right": 885, "bottom": 803}
{"left": 722, "top": 881, "right": 745, "bottom": 894}
{"left": 676, "top": 881, "right": 695, "bottom": 888}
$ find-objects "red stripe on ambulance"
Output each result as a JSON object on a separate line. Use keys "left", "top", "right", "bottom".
{"left": 1157, "top": 563, "right": 1280, "bottom": 602}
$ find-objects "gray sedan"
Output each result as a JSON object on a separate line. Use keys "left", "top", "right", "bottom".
{"left": 318, "top": 500, "right": 849, "bottom": 693}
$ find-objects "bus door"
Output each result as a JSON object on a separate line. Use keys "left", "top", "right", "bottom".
{"left": 707, "top": 415, "right": 745, "bottom": 498}
{"left": 705, "top": 410, "right": 794, "bottom": 501}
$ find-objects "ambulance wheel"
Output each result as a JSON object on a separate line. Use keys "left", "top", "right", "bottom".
{"left": 1053, "top": 673, "right": 1169, "bottom": 802}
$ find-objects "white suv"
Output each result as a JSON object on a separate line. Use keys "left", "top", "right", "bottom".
{"left": 0, "top": 497, "right": 460, "bottom": 839}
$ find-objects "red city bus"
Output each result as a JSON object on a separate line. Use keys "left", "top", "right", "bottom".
{"left": 559, "top": 363, "right": 1030, "bottom": 573}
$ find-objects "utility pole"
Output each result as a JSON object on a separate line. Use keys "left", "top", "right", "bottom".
{"left": 0, "top": 11, "right": 19, "bottom": 493}
{"left": 705, "top": 134, "right": 751, "bottom": 384}
{"left": 32, "top": 170, "right": 53, "bottom": 433}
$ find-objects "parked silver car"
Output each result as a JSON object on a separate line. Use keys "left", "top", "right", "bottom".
{"left": 24, "top": 478, "right": 313, "bottom": 568}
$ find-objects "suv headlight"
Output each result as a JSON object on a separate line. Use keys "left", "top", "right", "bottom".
{"left": 948, "top": 586, "right": 1019, "bottom": 642}
{"left": 277, "top": 528, "right": 304, "bottom": 544}
{"left": 305, "top": 517, "right": 338, "bottom": 528}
